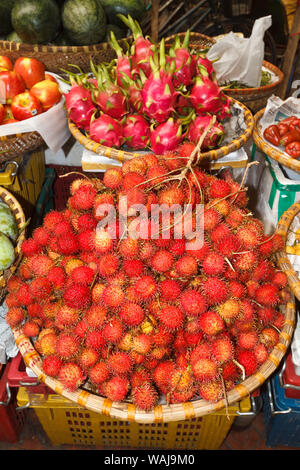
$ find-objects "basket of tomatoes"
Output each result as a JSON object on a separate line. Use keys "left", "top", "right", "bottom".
{"left": 0, "top": 54, "right": 67, "bottom": 162}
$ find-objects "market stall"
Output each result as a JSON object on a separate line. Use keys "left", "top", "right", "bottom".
{"left": 0, "top": 0, "right": 300, "bottom": 452}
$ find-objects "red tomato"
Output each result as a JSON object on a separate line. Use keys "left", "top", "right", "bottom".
{"left": 14, "top": 57, "right": 45, "bottom": 89}
{"left": 0, "top": 71, "right": 25, "bottom": 104}
{"left": 0, "top": 56, "right": 13, "bottom": 71}
{"left": 0, "top": 103, "right": 4, "bottom": 124}
{"left": 11, "top": 91, "right": 43, "bottom": 121}
{"left": 30, "top": 79, "right": 62, "bottom": 111}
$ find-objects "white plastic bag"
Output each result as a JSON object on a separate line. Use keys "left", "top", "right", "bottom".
{"left": 206, "top": 16, "right": 272, "bottom": 87}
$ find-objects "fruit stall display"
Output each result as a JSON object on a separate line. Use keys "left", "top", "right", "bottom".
{"left": 0, "top": 0, "right": 147, "bottom": 74}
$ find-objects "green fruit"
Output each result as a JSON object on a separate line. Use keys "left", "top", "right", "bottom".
{"left": 0, "top": 0, "right": 16, "bottom": 36}
{"left": 99, "top": 0, "right": 147, "bottom": 27}
{"left": 62, "top": 0, "right": 107, "bottom": 45}
{"left": 6, "top": 31, "right": 23, "bottom": 43}
{"left": 0, "top": 202, "right": 18, "bottom": 241}
{"left": 105, "top": 24, "right": 126, "bottom": 41}
{"left": 11, "top": 0, "right": 61, "bottom": 44}
{"left": 0, "top": 232, "right": 15, "bottom": 270}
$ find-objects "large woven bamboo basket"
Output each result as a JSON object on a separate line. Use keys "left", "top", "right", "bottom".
{"left": 0, "top": 35, "right": 132, "bottom": 75}
{"left": 222, "top": 61, "right": 284, "bottom": 114}
{"left": 69, "top": 98, "right": 254, "bottom": 163}
{"left": 0, "top": 187, "right": 26, "bottom": 302}
{"left": 253, "top": 108, "right": 300, "bottom": 173}
{"left": 12, "top": 292, "right": 295, "bottom": 423}
{"left": 165, "top": 31, "right": 215, "bottom": 48}
{"left": 276, "top": 201, "right": 300, "bottom": 301}
{"left": 0, "top": 131, "right": 44, "bottom": 163}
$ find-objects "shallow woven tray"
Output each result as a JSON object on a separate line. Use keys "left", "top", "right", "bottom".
{"left": 276, "top": 200, "right": 300, "bottom": 301}
{"left": 253, "top": 107, "right": 300, "bottom": 173}
{"left": 223, "top": 61, "right": 284, "bottom": 114}
{"left": 0, "top": 131, "right": 44, "bottom": 163}
{"left": 12, "top": 291, "right": 295, "bottom": 423}
{"left": 69, "top": 98, "right": 254, "bottom": 163}
{"left": 0, "top": 36, "right": 132, "bottom": 75}
{"left": 0, "top": 187, "right": 26, "bottom": 302}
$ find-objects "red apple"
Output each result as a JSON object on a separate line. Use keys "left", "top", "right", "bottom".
{"left": 0, "top": 71, "right": 25, "bottom": 104}
{"left": 0, "top": 56, "right": 13, "bottom": 71}
{"left": 14, "top": 57, "right": 45, "bottom": 89}
{"left": 30, "top": 79, "right": 62, "bottom": 111}
{"left": 11, "top": 91, "right": 43, "bottom": 121}
{"left": 45, "top": 73, "right": 58, "bottom": 83}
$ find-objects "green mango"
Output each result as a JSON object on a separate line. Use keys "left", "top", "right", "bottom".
{"left": 0, "top": 232, "right": 15, "bottom": 270}
{"left": 0, "top": 202, "right": 18, "bottom": 241}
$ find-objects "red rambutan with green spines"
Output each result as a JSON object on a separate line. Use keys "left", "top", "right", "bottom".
{"left": 132, "top": 382, "right": 158, "bottom": 410}
{"left": 158, "top": 304, "right": 185, "bottom": 331}
{"left": 85, "top": 328, "right": 106, "bottom": 350}
{"left": 102, "top": 318, "right": 123, "bottom": 344}
{"left": 179, "top": 289, "right": 206, "bottom": 317}
{"left": 55, "top": 332, "right": 79, "bottom": 360}
{"left": 105, "top": 375, "right": 129, "bottom": 401}
{"left": 150, "top": 249, "right": 174, "bottom": 273}
{"left": 259, "top": 327, "right": 279, "bottom": 351}
{"left": 201, "top": 251, "right": 226, "bottom": 276}
{"left": 84, "top": 305, "right": 107, "bottom": 329}
{"left": 102, "top": 284, "right": 125, "bottom": 308}
{"left": 97, "top": 253, "right": 120, "bottom": 278}
{"left": 132, "top": 333, "right": 153, "bottom": 355}
{"left": 174, "top": 254, "right": 198, "bottom": 278}
{"left": 255, "top": 283, "right": 279, "bottom": 306}
{"left": 58, "top": 362, "right": 85, "bottom": 392}
{"left": 29, "top": 277, "right": 52, "bottom": 299}
{"left": 78, "top": 347, "right": 99, "bottom": 372}
{"left": 202, "top": 277, "right": 228, "bottom": 305}
{"left": 207, "top": 178, "right": 231, "bottom": 199}
{"left": 32, "top": 226, "right": 50, "bottom": 247}
{"left": 42, "top": 355, "right": 63, "bottom": 378}
{"left": 107, "top": 351, "right": 133, "bottom": 376}
{"left": 236, "top": 330, "right": 259, "bottom": 350}
{"left": 63, "top": 283, "right": 91, "bottom": 309}
{"left": 6, "top": 307, "right": 25, "bottom": 327}
{"left": 29, "top": 254, "right": 54, "bottom": 277}
{"left": 88, "top": 361, "right": 110, "bottom": 385}
{"left": 103, "top": 167, "right": 123, "bottom": 189}
{"left": 198, "top": 380, "right": 223, "bottom": 402}
{"left": 134, "top": 275, "right": 158, "bottom": 300}
{"left": 236, "top": 349, "right": 258, "bottom": 376}
{"left": 198, "top": 310, "right": 225, "bottom": 336}
{"left": 69, "top": 183, "right": 97, "bottom": 211}
{"left": 47, "top": 266, "right": 67, "bottom": 289}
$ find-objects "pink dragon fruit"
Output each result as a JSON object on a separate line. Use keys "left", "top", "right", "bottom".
{"left": 109, "top": 31, "right": 133, "bottom": 88}
{"left": 187, "top": 113, "right": 224, "bottom": 150}
{"left": 141, "top": 39, "right": 177, "bottom": 123}
{"left": 123, "top": 114, "right": 151, "bottom": 150}
{"left": 196, "top": 54, "right": 215, "bottom": 78}
{"left": 65, "top": 84, "right": 93, "bottom": 111}
{"left": 120, "top": 14, "right": 155, "bottom": 77}
{"left": 92, "top": 65, "right": 128, "bottom": 119}
{"left": 89, "top": 113, "right": 124, "bottom": 148}
{"left": 65, "top": 84, "right": 96, "bottom": 130}
{"left": 216, "top": 94, "right": 232, "bottom": 121}
{"left": 189, "top": 73, "right": 223, "bottom": 115}
{"left": 150, "top": 117, "right": 183, "bottom": 154}
{"left": 168, "top": 30, "right": 197, "bottom": 88}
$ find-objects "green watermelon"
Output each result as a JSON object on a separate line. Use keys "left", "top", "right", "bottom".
{"left": 105, "top": 24, "right": 126, "bottom": 41}
{"left": 11, "top": 0, "right": 61, "bottom": 44}
{"left": 62, "top": 0, "right": 107, "bottom": 46}
{"left": 6, "top": 31, "right": 22, "bottom": 43}
{"left": 0, "top": 0, "right": 16, "bottom": 36}
{"left": 99, "top": 0, "right": 147, "bottom": 27}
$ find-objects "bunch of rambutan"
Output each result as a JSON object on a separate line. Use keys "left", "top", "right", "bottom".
{"left": 5, "top": 148, "right": 290, "bottom": 410}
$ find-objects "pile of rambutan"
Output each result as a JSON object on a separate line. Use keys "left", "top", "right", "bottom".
{"left": 5, "top": 147, "right": 290, "bottom": 411}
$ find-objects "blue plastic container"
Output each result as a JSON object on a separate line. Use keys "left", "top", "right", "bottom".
{"left": 263, "top": 375, "right": 300, "bottom": 448}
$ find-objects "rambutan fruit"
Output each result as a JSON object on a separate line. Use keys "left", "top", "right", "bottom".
{"left": 103, "top": 167, "right": 123, "bottom": 189}
{"left": 85, "top": 328, "right": 106, "bottom": 350}
{"left": 170, "top": 387, "right": 196, "bottom": 404}
{"left": 55, "top": 305, "right": 80, "bottom": 328}
{"left": 93, "top": 192, "right": 115, "bottom": 221}
{"left": 6, "top": 276, "right": 23, "bottom": 293}
{"left": 214, "top": 199, "right": 231, "bottom": 217}
{"left": 21, "top": 238, "right": 42, "bottom": 257}
{"left": 88, "top": 361, "right": 110, "bottom": 385}
{"left": 257, "top": 306, "right": 276, "bottom": 326}
{"left": 102, "top": 318, "right": 123, "bottom": 343}
{"left": 121, "top": 171, "right": 146, "bottom": 191}
{"left": 56, "top": 233, "right": 80, "bottom": 255}
{"left": 179, "top": 289, "right": 206, "bottom": 316}
{"left": 153, "top": 360, "right": 175, "bottom": 391}
{"left": 215, "top": 234, "right": 240, "bottom": 258}
{"left": 178, "top": 141, "right": 196, "bottom": 160}
{"left": 216, "top": 299, "right": 240, "bottom": 322}
{"left": 118, "top": 238, "right": 139, "bottom": 259}
{"left": 105, "top": 376, "right": 129, "bottom": 401}
{"left": 259, "top": 327, "right": 279, "bottom": 350}
{"left": 174, "top": 255, "right": 198, "bottom": 278}
{"left": 211, "top": 334, "right": 234, "bottom": 363}
{"left": 30, "top": 254, "right": 54, "bottom": 277}
{"left": 273, "top": 312, "right": 285, "bottom": 330}
{"left": 203, "top": 208, "right": 220, "bottom": 232}
{"left": 185, "top": 238, "right": 210, "bottom": 261}
{"left": 22, "top": 320, "right": 40, "bottom": 337}
{"left": 29, "top": 277, "right": 52, "bottom": 299}
{"left": 119, "top": 301, "right": 145, "bottom": 327}
{"left": 252, "top": 259, "right": 273, "bottom": 282}
{"left": 192, "top": 357, "right": 219, "bottom": 382}
{"left": 202, "top": 277, "right": 228, "bottom": 305}
{"left": 39, "top": 332, "right": 58, "bottom": 356}
{"left": 202, "top": 251, "right": 225, "bottom": 276}
{"left": 123, "top": 259, "right": 144, "bottom": 278}
{"left": 58, "top": 362, "right": 85, "bottom": 392}
{"left": 170, "top": 367, "right": 194, "bottom": 392}
{"left": 6, "top": 307, "right": 25, "bottom": 327}
{"left": 234, "top": 251, "right": 258, "bottom": 272}
{"left": 16, "top": 284, "right": 34, "bottom": 306}
{"left": 207, "top": 178, "right": 231, "bottom": 199}
{"left": 254, "top": 343, "right": 268, "bottom": 364}
{"left": 69, "top": 184, "right": 97, "bottom": 211}
{"left": 272, "top": 271, "right": 288, "bottom": 288}
{"left": 132, "top": 383, "right": 158, "bottom": 410}
{"left": 229, "top": 280, "right": 246, "bottom": 299}
{"left": 150, "top": 249, "right": 174, "bottom": 273}
{"left": 69, "top": 265, "right": 95, "bottom": 286}
{"left": 210, "top": 223, "right": 231, "bottom": 244}
{"left": 43, "top": 210, "right": 66, "bottom": 231}
{"left": 78, "top": 348, "right": 99, "bottom": 372}
{"left": 159, "top": 279, "right": 182, "bottom": 301}
{"left": 198, "top": 380, "right": 223, "bottom": 402}
{"left": 107, "top": 351, "right": 132, "bottom": 375}
{"left": 198, "top": 310, "right": 225, "bottom": 336}
{"left": 123, "top": 156, "right": 148, "bottom": 175}
{"left": 151, "top": 325, "right": 173, "bottom": 347}
{"left": 221, "top": 360, "right": 240, "bottom": 381}
{"left": 63, "top": 283, "right": 91, "bottom": 309}
{"left": 132, "top": 333, "right": 153, "bottom": 355}
{"left": 5, "top": 292, "right": 20, "bottom": 308}
{"left": 190, "top": 341, "right": 211, "bottom": 364}
{"left": 76, "top": 213, "right": 98, "bottom": 232}
{"left": 157, "top": 183, "right": 185, "bottom": 206}
{"left": 130, "top": 368, "right": 151, "bottom": 389}
{"left": 102, "top": 284, "right": 125, "bottom": 308}
{"left": 236, "top": 330, "right": 259, "bottom": 350}
{"left": 134, "top": 275, "right": 157, "bottom": 300}
{"left": 158, "top": 304, "right": 185, "bottom": 331}
{"left": 91, "top": 228, "right": 114, "bottom": 254}
{"left": 225, "top": 207, "right": 245, "bottom": 229}
{"left": 119, "top": 188, "right": 146, "bottom": 217}
{"left": 169, "top": 239, "right": 186, "bottom": 257}
{"left": 236, "top": 226, "right": 261, "bottom": 249}
{"left": 42, "top": 355, "right": 62, "bottom": 377}
{"left": 55, "top": 332, "right": 79, "bottom": 360}
{"left": 52, "top": 219, "right": 74, "bottom": 237}
{"left": 84, "top": 305, "right": 107, "bottom": 329}
{"left": 236, "top": 349, "right": 258, "bottom": 376}
{"left": 32, "top": 226, "right": 50, "bottom": 247}
{"left": 255, "top": 283, "right": 279, "bottom": 306}
{"left": 161, "top": 151, "right": 182, "bottom": 171}
{"left": 47, "top": 266, "right": 67, "bottom": 289}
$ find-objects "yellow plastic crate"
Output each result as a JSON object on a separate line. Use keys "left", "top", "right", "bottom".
{"left": 17, "top": 387, "right": 251, "bottom": 449}
{"left": 0, "top": 150, "right": 45, "bottom": 217}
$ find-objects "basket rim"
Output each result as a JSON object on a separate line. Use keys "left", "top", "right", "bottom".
{"left": 165, "top": 31, "right": 216, "bottom": 46}
{"left": 12, "top": 290, "right": 295, "bottom": 423}
{"left": 68, "top": 98, "right": 254, "bottom": 163}
{"left": 253, "top": 107, "right": 300, "bottom": 172}
{"left": 222, "top": 61, "right": 284, "bottom": 95}
{"left": 276, "top": 200, "right": 300, "bottom": 301}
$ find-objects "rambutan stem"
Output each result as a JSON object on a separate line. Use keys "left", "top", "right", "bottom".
{"left": 233, "top": 359, "right": 246, "bottom": 381}
{"left": 231, "top": 161, "right": 259, "bottom": 204}
{"left": 220, "top": 375, "right": 230, "bottom": 420}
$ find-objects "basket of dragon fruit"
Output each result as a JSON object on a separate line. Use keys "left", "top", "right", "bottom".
{"left": 5, "top": 139, "right": 295, "bottom": 423}
{"left": 66, "top": 21, "right": 254, "bottom": 164}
